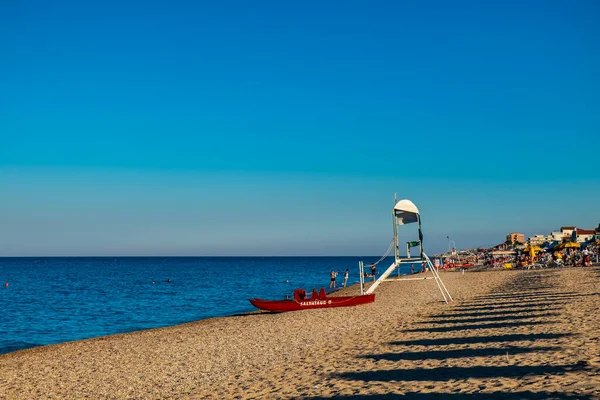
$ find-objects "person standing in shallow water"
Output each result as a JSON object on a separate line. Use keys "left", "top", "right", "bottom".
{"left": 370, "top": 263, "right": 376, "bottom": 281}
{"left": 343, "top": 269, "right": 349, "bottom": 287}
{"left": 329, "top": 270, "right": 337, "bottom": 288}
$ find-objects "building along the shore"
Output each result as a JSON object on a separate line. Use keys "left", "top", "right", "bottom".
{"left": 574, "top": 229, "right": 596, "bottom": 243}
{"left": 506, "top": 232, "right": 525, "bottom": 244}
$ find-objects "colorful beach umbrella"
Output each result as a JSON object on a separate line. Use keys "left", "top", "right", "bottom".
{"left": 552, "top": 243, "right": 565, "bottom": 251}
{"left": 562, "top": 242, "right": 580, "bottom": 249}
{"left": 524, "top": 245, "right": 544, "bottom": 252}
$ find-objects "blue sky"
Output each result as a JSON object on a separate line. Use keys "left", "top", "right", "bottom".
{"left": 1, "top": 0, "right": 599, "bottom": 256}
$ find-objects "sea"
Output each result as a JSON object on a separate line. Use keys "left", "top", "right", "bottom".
{"left": 0, "top": 256, "right": 415, "bottom": 355}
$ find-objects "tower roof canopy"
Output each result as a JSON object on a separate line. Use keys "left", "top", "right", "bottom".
{"left": 393, "top": 199, "right": 420, "bottom": 225}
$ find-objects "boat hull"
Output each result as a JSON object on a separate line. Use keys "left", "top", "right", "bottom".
{"left": 455, "top": 263, "right": 474, "bottom": 268}
{"left": 249, "top": 294, "right": 375, "bottom": 312}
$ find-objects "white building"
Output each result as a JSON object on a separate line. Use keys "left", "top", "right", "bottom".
{"left": 548, "top": 231, "right": 567, "bottom": 242}
{"left": 560, "top": 226, "right": 576, "bottom": 238}
{"left": 527, "top": 234, "right": 546, "bottom": 246}
{"left": 575, "top": 229, "right": 596, "bottom": 243}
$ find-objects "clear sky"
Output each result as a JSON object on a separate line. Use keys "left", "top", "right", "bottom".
{"left": 1, "top": 0, "right": 599, "bottom": 256}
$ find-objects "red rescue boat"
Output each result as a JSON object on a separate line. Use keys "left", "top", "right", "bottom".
{"left": 455, "top": 263, "right": 474, "bottom": 268}
{"left": 249, "top": 288, "right": 375, "bottom": 313}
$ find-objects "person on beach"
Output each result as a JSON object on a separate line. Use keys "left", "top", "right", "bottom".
{"left": 370, "top": 263, "right": 376, "bottom": 281}
{"left": 582, "top": 249, "right": 590, "bottom": 267}
{"left": 329, "top": 270, "right": 337, "bottom": 288}
{"left": 343, "top": 269, "right": 349, "bottom": 287}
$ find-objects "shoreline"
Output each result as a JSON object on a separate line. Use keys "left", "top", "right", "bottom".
{"left": 0, "top": 270, "right": 420, "bottom": 357}
{"left": 0, "top": 282, "right": 368, "bottom": 358}
{"left": 1, "top": 268, "right": 599, "bottom": 399}
{"left": 0, "top": 307, "right": 267, "bottom": 357}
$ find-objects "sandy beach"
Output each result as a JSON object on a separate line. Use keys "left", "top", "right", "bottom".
{"left": 1, "top": 266, "right": 599, "bottom": 399}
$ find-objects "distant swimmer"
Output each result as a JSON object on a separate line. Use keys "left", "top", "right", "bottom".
{"left": 167, "top": 278, "right": 171, "bottom": 283}
{"left": 4, "top": 282, "right": 7, "bottom": 287}
{"left": 152, "top": 281, "right": 155, "bottom": 285}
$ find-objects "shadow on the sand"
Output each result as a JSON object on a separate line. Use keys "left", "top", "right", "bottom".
{"left": 464, "top": 293, "right": 594, "bottom": 304}
{"left": 334, "top": 363, "right": 585, "bottom": 382}
{"left": 476, "top": 290, "right": 576, "bottom": 297}
{"left": 359, "top": 346, "right": 559, "bottom": 361}
{"left": 301, "top": 391, "right": 593, "bottom": 399}
{"left": 428, "top": 307, "right": 561, "bottom": 318}
{"left": 404, "top": 320, "right": 553, "bottom": 333}
{"left": 495, "top": 285, "right": 555, "bottom": 291}
{"left": 473, "top": 291, "right": 579, "bottom": 300}
{"left": 452, "top": 301, "right": 559, "bottom": 311}
{"left": 457, "top": 298, "right": 569, "bottom": 307}
{"left": 389, "top": 333, "right": 573, "bottom": 347}
{"left": 416, "top": 312, "right": 559, "bottom": 325}
{"left": 497, "top": 284, "right": 555, "bottom": 290}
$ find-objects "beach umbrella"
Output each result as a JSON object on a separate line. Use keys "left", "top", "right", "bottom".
{"left": 562, "top": 242, "right": 580, "bottom": 249}
{"left": 524, "top": 245, "right": 543, "bottom": 252}
{"left": 551, "top": 243, "right": 564, "bottom": 251}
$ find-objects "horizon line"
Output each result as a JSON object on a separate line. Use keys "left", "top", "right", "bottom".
{"left": 0, "top": 254, "right": 457, "bottom": 258}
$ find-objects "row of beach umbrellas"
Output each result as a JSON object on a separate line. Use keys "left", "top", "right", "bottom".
{"left": 489, "top": 240, "right": 598, "bottom": 257}
{"left": 524, "top": 241, "right": 590, "bottom": 254}
{"left": 553, "top": 242, "right": 581, "bottom": 250}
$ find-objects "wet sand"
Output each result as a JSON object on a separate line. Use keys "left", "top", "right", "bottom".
{"left": 1, "top": 267, "right": 599, "bottom": 399}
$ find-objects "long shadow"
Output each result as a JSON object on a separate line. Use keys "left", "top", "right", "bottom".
{"left": 474, "top": 293, "right": 593, "bottom": 301}
{"left": 495, "top": 285, "right": 554, "bottom": 291}
{"left": 457, "top": 298, "right": 569, "bottom": 307}
{"left": 301, "top": 391, "right": 593, "bottom": 399}
{"left": 485, "top": 289, "right": 573, "bottom": 295}
{"left": 475, "top": 291, "right": 576, "bottom": 299}
{"left": 404, "top": 320, "right": 552, "bottom": 333}
{"left": 496, "top": 285, "right": 554, "bottom": 290}
{"left": 389, "top": 333, "right": 572, "bottom": 347}
{"left": 334, "top": 363, "right": 585, "bottom": 382}
{"left": 428, "top": 307, "right": 561, "bottom": 318}
{"left": 473, "top": 295, "right": 573, "bottom": 302}
{"left": 360, "top": 346, "right": 559, "bottom": 361}
{"left": 452, "top": 301, "right": 559, "bottom": 311}
{"left": 417, "top": 313, "right": 559, "bottom": 325}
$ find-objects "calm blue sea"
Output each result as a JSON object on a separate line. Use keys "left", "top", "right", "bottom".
{"left": 0, "top": 256, "right": 412, "bottom": 355}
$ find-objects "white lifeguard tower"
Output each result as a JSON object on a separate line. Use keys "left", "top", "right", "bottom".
{"left": 359, "top": 198, "right": 453, "bottom": 303}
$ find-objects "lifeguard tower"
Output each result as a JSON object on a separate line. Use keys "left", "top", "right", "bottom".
{"left": 359, "top": 198, "right": 453, "bottom": 303}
